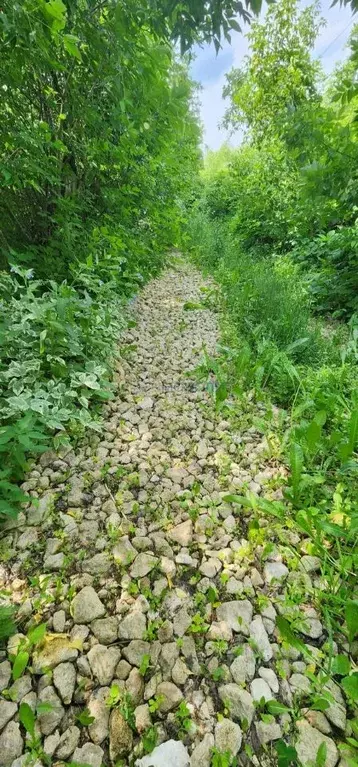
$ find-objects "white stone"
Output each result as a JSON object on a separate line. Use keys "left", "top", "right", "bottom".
{"left": 135, "top": 740, "right": 190, "bottom": 767}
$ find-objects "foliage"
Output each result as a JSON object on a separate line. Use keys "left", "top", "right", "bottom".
{"left": 187, "top": 3, "right": 358, "bottom": 749}
{"left": 0, "top": 0, "right": 214, "bottom": 520}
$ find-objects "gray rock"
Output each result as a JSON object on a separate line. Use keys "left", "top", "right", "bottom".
{"left": 71, "top": 586, "right": 105, "bottom": 624}
{"left": 218, "top": 684, "right": 255, "bottom": 726}
{"left": 109, "top": 708, "right": 133, "bottom": 761}
{"left": 8, "top": 675, "right": 32, "bottom": 703}
{"left": 173, "top": 608, "right": 191, "bottom": 637}
{"left": 0, "top": 662, "right": 11, "bottom": 693}
{"left": 130, "top": 552, "right": 158, "bottom": 578}
{"left": 91, "top": 616, "right": 118, "bottom": 644}
{"left": 55, "top": 725, "right": 80, "bottom": 759}
{"left": 52, "top": 610, "right": 66, "bottom": 633}
{"left": 215, "top": 718, "right": 242, "bottom": 755}
{"left": 230, "top": 645, "right": 256, "bottom": 684}
{"left": 122, "top": 640, "right": 151, "bottom": 667}
{"left": 172, "top": 658, "right": 191, "bottom": 686}
{"left": 156, "top": 682, "right": 183, "bottom": 712}
{"left": 168, "top": 520, "right": 192, "bottom": 546}
{"left": 258, "top": 666, "right": 279, "bottom": 693}
{"left": 216, "top": 600, "right": 253, "bottom": 635}
{"left": 135, "top": 704, "right": 151, "bottom": 733}
{"left": 16, "top": 528, "right": 38, "bottom": 550}
{"left": 255, "top": 721, "right": 282, "bottom": 744}
{"left": 250, "top": 678, "right": 273, "bottom": 703}
{"left": 44, "top": 730, "right": 60, "bottom": 756}
{"left": 88, "top": 687, "right": 110, "bottom": 744}
{"left": 28, "top": 492, "right": 55, "bottom": 524}
{"left": 160, "top": 643, "right": 179, "bottom": 677}
{"left": 264, "top": 562, "right": 289, "bottom": 584}
{"left": 82, "top": 552, "right": 111, "bottom": 575}
{"left": 290, "top": 673, "right": 311, "bottom": 695}
{"left": 190, "top": 733, "right": 214, "bottom": 767}
{"left": 300, "top": 556, "right": 321, "bottom": 573}
{"left": 118, "top": 610, "right": 146, "bottom": 640}
{"left": 295, "top": 720, "right": 339, "bottom": 767}
{"left": 135, "top": 740, "right": 190, "bottom": 767}
{"left": 72, "top": 742, "right": 104, "bottom": 767}
{"left": 0, "top": 721, "right": 23, "bottom": 766}
{"left": 249, "top": 616, "right": 273, "bottom": 662}
{"left": 324, "top": 681, "right": 347, "bottom": 731}
{"left": 126, "top": 667, "right": 145, "bottom": 705}
{"left": 44, "top": 552, "right": 65, "bottom": 571}
{"left": 87, "top": 644, "right": 121, "bottom": 685}
{"left": 32, "top": 635, "right": 78, "bottom": 672}
{"left": 53, "top": 662, "right": 76, "bottom": 704}
{"left": 0, "top": 700, "right": 17, "bottom": 730}
{"left": 38, "top": 686, "right": 64, "bottom": 735}
{"left": 116, "top": 659, "right": 132, "bottom": 680}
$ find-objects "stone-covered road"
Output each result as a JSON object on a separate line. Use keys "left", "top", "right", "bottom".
{"left": 0, "top": 263, "right": 346, "bottom": 766}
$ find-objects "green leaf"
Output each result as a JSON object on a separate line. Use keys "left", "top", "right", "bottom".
{"left": 266, "top": 700, "right": 291, "bottom": 715}
{"left": 275, "top": 739, "right": 298, "bottom": 767}
{"left": 27, "top": 623, "right": 46, "bottom": 646}
{"left": 345, "top": 601, "right": 358, "bottom": 643}
{"left": 19, "top": 701, "right": 35, "bottom": 737}
{"left": 289, "top": 442, "right": 304, "bottom": 506}
{"left": 0, "top": 606, "right": 17, "bottom": 640}
{"left": 341, "top": 673, "right": 358, "bottom": 703}
{"left": 331, "top": 655, "right": 351, "bottom": 677}
{"left": 12, "top": 651, "right": 29, "bottom": 680}
{"left": 316, "top": 742, "right": 327, "bottom": 767}
{"left": 276, "top": 616, "right": 310, "bottom": 656}
{"left": 64, "top": 34, "right": 82, "bottom": 60}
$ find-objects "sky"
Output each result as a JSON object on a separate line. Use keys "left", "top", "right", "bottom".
{"left": 190, "top": 0, "right": 356, "bottom": 151}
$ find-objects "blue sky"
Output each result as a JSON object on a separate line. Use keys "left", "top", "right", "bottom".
{"left": 190, "top": 0, "right": 356, "bottom": 150}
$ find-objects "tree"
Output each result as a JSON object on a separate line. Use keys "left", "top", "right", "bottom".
{"left": 223, "top": 0, "right": 323, "bottom": 145}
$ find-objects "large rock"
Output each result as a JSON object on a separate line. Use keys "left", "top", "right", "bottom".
{"left": 37, "top": 686, "right": 64, "bottom": 735}
{"left": 53, "top": 661, "right": 76, "bottom": 704}
{"left": 230, "top": 645, "right": 255, "bottom": 684}
{"left": 71, "top": 586, "right": 106, "bottom": 624}
{"left": 250, "top": 678, "right": 273, "bottom": 703}
{"left": 72, "top": 742, "right": 104, "bottom": 767}
{"left": 0, "top": 661, "right": 11, "bottom": 692}
{"left": 82, "top": 552, "right": 111, "bottom": 575}
{"left": 190, "top": 733, "right": 214, "bottom": 767}
{"left": 156, "top": 682, "right": 183, "bottom": 712}
{"left": 264, "top": 562, "right": 289, "bottom": 584}
{"left": 218, "top": 684, "right": 255, "bottom": 726}
{"left": 215, "top": 718, "right": 242, "bottom": 755}
{"left": 55, "top": 725, "right": 80, "bottom": 759}
{"left": 32, "top": 635, "right": 78, "bottom": 672}
{"left": 295, "top": 721, "right": 339, "bottom": 767}
{"left": 130, "top": 553, "right": 158, "bottom": 578}
{"left": 88, "top": 687, "right": 110, "bottom": 744}
{"left": 249, "top": 616, "right": 273, "bottom": 662}
{"left": 135, "top": 740, "right": 190, "bottom": 767}
{"left": 0, "top": 700, "right": 17, "bottom": 730}
{"left": 216, "top": 600, "right": 253, "bottom": 635}
{"left": 112, "top": 537, "right": 136, "bottom": 565}
{"left": 109, "top": 708, "right": 133, "bottom": 761}
{"left": 122, "top": 640, "right": 151, "bottom": 667}
{"left": 87, "top": 644, "right": 121, "bottom": 685}
{"left": 118, "top": 610, "right": 146, "bottom": 640}
{"left": 167, "top": 520, "right": 192, "bottom": 546}
{"left": 91, "top": 617, "right": 118, "bottom": 645}
{"left": 0, "top": 721, "right": 23, "bottom": 766}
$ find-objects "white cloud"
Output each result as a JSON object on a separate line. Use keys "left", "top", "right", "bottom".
{"left": 191, "top": 0, "right": 355, "bottom": 151}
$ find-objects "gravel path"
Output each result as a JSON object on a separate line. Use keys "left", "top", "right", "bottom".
{"left": 0, "top": 263, "right": 346, "bottom": 767}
